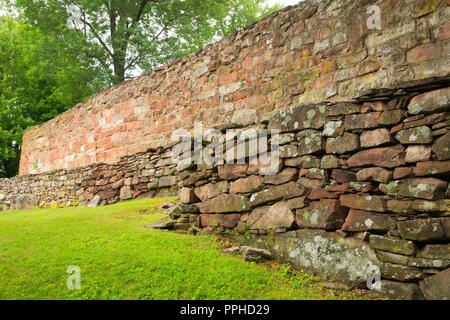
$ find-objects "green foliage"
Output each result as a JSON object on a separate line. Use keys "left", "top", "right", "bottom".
{"left": 0, "top": 16, "right": 101, "bottom": 177}
{"left": 0, "top": 1, "right": 280, "bottom": 177}
{"left": 8, "top": 0, "right": 281, "bottom": 84}
{"left": 274, "top": 264, "right": 320, "bottom": 289}
{"left": 0, "top": 197, "right": 371, "bottom": 300}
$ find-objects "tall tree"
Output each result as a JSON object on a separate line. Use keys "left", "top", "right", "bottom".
{"left": 0, "top": 16, "right": 101, "bottom": 177}
{"left": 9, "top": 0, "right": 280, "bottom": 84}
{"left": 0, "top": 1, "right": 280, "bottom": 177}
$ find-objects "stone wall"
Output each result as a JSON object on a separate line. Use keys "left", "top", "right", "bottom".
{"left": 1, "top": 0, "right": 449, "bottom": 300}
{"left": 172, "top": 80, "right": 450, "bottom": 300}
{"left": 19, "top": 0, "right": 450, "bottom": 175}
{"left": 4, "top": 77, "right": 449, "bottom": 299}
{"left": 0, "top": 146, "right": 179, "bottom": 210}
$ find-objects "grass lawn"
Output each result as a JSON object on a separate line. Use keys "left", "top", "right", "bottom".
{"left": 0, "top": 198, "right": 376, "bottom": 300}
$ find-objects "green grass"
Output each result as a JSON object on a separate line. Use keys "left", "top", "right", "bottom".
{"left": 0, "top": 198, "right": 373, "bottom": 300}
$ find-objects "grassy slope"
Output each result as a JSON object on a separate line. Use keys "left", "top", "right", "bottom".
{"left": 0, "top": 198, "right": 372, "bottom": 300}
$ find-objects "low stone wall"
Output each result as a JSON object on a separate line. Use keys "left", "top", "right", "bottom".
{"left": 175, "top": 78, "right": 450, "bottom": 300}
{"left": 0, "top": 147, "right": 179, "bottom": 210}
{"left": 1, "top": 77, "right": 449, "bottom": 299}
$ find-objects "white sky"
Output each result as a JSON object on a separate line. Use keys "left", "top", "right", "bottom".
{"left": 0, "top": 1, "right": 302, "bottom": 17}
{"left": 266, "top": 0, "right": 302, "bottom": 7}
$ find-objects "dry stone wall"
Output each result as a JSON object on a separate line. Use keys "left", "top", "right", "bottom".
{"left": 174, "top": 80, "right": 450, "bottom": 300}
{"left": 18, "top": 0, "right": 450, "bottom": 175}
{"left": 0, "top": 147, "right": 179, "bottom": 210}
{"left": 1, "top": 0, "right": 449, "bottom": 300}
{"left": 4, "top": 77, "right": 449, "bottom": 299}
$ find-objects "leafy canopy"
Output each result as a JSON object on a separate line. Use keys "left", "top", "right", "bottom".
{"left": 0, "top": 16, "right": 101, "bottom": 177}
{"left": 10, "top": 0, "right": 281, "bottom": 84}
{"left": 0, "top": 1, "right": 281, "bottom": 177}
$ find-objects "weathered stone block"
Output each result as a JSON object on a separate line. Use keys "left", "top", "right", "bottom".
{"left": 199, "top": 194, "right": 251, "bottom": 213}
{"left": 322, "top": 121, "right": 343, "bottom": 137}
{"left": 393, "top": 167, "right": 414, "bottom": 180}
{"left": 408, "top": 87, "right": 450, "bottom": 115}
{"left": 331, "top": 169, "right": 357, "bottom": 183}
{"left": 158, "top": 175, "right": 177, "bottom": 187}
{"left": 398, "top": 218, "right": 450, "bottom": 242}
{"left": 297, "top": 130, "right": 325, "bottom": 155}
{"left": 432, "top": 132, "right": 450, "bottom": 160}
{"left": 414, "top": 160, "right": 450, "bottom": 176}
{"left": 268, "top": 104, "right": 327, "bottom": 132}
{"left": 417, "top": 244, "right": 450, "bottom": 260}
{"left": 412, "top": 199, "right": 450, "bottom": 213}
{"left": 405, "top": 145, "right": 432, "bottom": 163}
{"left": 342, "top": 209, "right": 396, "bottom": 232}
{"left": 285, "top": 155, "right": 320, "bottom": 168}
{"left": 408, "top": 258, "right": 450, "bottom": 269}
{"left": 252, "top": 229, "right": 381, "bottom": 287}
{"left": 387, "top": 200, "right": 415, "bottom": 214}
{"left": 360, "top": 128, "right": 393, "bottom": 148}
{"left": 377, "top": 110, "right": 406, "bottom": 126}
{"left": 326, "top": 133, "right": 359, "bottom": 154}
{"left": 296, "top": 199, "right": 348, "bottom": 230}
{"left": 307, "top": 189, "right": 338, "bottom": 200}
{"left": 380, "top": 178, "right": 448, "bottom": 200}
{"left": 348, "top": 145, "right": 405, "bottom": 168}
{"left": 249, "top": 182, "right": 305, "bottom": 208}
{"left": 194, "top": 181, "right": 229, "bottom": 201}
{"left": 340, "top": 194, "right": 387, "bottom": 212}
{"left": 369, "top": 235, "right": 416, "bottom": 255}
{"left": 297, "top": 177, "right": 325, "bottom": 190}
{"left": 395, "top": 126, "right": 433, "bottom": 144}
{"left": 120, "top": 186, "right": 132, "bottom": 200}
{"left": 230, "top": 176, "right": 264, "bottom": 194}
{"left": 326, "top": 103, "right": 361, "bottom": 116}
{"left": 374, "top": 280, "right": 424, "bottom": 300}
{"left": 180, "top": 187, "right": 198, "bottom": 204}
{"left": 279, "top": 144, "right": 299, "bottom": 158}
{"left": 299, "top": 168, "right": 328, "bottom": 180}
{"left": 200, "top": 214, "right": 241, "bottom": 228}
{"left": 10, "top": 194, "right": 37, "bottom": 211}
{"left": 247, "top": 202, "right": 295, "bottom": 230}
{"left": 419, "top": 268, "right": 450, "bottom": 300}
{"left": 381, "top": 263, "right": 424, "bottom": 281}
{"left": 321, "top": 155, "right": 339, "bottom": 169}
{"left": 286, "top": 196, "right": 306, "bottom": 209}
{"left": 218, "top": 164, "right": 248, "bottom": 180}
{"left": 356, "top": 167, "right": 392, "bottom": 183}
{"left": 345, "top": 113, "right": 380, "bottom": 130}
{"left": 376, "top": 251, "right": 410, "bottom": 265}
{"left": 181, "top": 171, "right": 211, "bottom": 186}
{"left": 262, "top": 168, "right": 297, "bottom": 185}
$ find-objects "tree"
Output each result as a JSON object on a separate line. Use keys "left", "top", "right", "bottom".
{"left": 0, "top": 1, "right": 281, "bottom": 177}
{"left": 8, "top": 0, "right": 281, "bottom": 84}
{"left": 0, "top": 16, "right": 101, "bottom": 177}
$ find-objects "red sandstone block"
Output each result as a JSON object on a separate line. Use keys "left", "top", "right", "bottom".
{"left": 340, "top": 194, "right": 388, "bottom": 212}
{"left": 407, "top": 43, "right": 441, "bottom": 63}
{"left": 439, "top": 21, "right": 450, "bottom": 40}
{"left": 342, "top": 209, "right": 396, "bottom": 232}
{"left": 393, "top": 167, "right": 414, "bottom": 180}
{"left": 295, "top": 199, "right": 348, "bottom": 230}
{"left": 200, "top": 214, "right": 241, "bottom": 228}
{"left": 307, "top": 189, "right": 339, "bottom": 200}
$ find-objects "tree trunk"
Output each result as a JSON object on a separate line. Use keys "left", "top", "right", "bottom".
{"left": 112, "top": 58, "right": 126, "bottom": 84}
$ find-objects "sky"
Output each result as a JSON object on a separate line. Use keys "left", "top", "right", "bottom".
{"left": 266, "top": 0, "right": 302, "bottom": 7}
